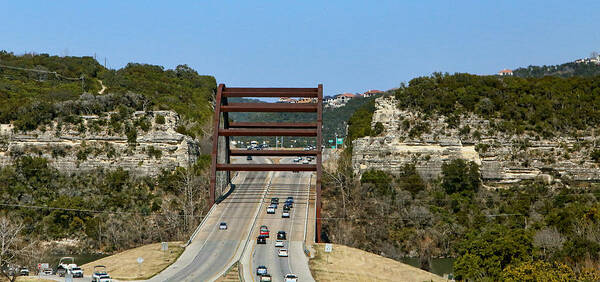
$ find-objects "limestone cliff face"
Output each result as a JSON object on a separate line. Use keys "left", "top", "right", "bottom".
{"left": 0, "top": 111, "right": 200, "bottom": 176}
{"left": 352, "top": 96, "right": 600, "bottom": 182}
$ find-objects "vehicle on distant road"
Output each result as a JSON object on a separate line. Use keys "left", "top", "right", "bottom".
{"left": 19, "top": 268, "right": 29, "bottom": 276}
{"left": 260, "top": 225, "right": 269, "bottom": 237}
{"left": 293, "top": 158, "right": 300, "bottom": 162}
{"left": 247, "top": 155, "right": 253, "bottom": 160}
{"left": 275, "top": 240, "right": 284, "bottom": 247}
{"left": 287, "top": 196, "right": 294, "bottom": 203}
{"left": 71, "top": 267, "right": 83, "bottom": 278}
{"left": 277, "top": 231, "right": 287, "bottom": 240}
{"left": 284, "top": 273, "right": 298, "bottom": 282}
{"left": 92, "top": 265, "right": 108, "bottom": 282}
{"left": 266, "top": 206, "right": 275, "bottom": 214}
{"left": 98, "top": 274, "right": 113, "bottom": 282}
{"left": 260, "top": 274, "right": 272, "bottom": 281}
{"left": 56, "top": 257, "right": 76, "bottom": 277}
{"left": 283, "top": 204, "right": 290, "bottom": 211}
{"left": 278, "top": 249, "right": 289, "bottom": 257}
{"left": 257, "top": 235, "right": 267, "bottom": 244}
{"left": 256, "top": 265, "right": 268, "bottom": 276}
{"left": 282, "top": 211, "right": 290, "bottom": 218}
{"left": 271, "top": 197, "right": 279, "bottom": 204}
{"left": 302, "top": 159, "right": 309, "bottom": 164}
{"left": 219, "top": 222, "right": 227, "bottom": 230}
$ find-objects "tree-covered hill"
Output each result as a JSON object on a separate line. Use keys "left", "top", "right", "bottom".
{"left": 513, "top": 61, "right": 600, "bottom": 78}
{"left": 0, "top": 51, "right": 216, "bottom": 137}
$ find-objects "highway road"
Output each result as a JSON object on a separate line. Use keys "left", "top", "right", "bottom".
{"left": 149, "top": 157, "right": 273, "bottom": 282}
{"left": 249, "top": 157, "right": 315, "bottom": 282}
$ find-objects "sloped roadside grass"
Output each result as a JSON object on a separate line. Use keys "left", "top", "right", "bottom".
{"left": 309, "top": 243, "right": 444, "bottom": 282}
{"left": 81, "top": 242, "right": 183, "bottom": 280}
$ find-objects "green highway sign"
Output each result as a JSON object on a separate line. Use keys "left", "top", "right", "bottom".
{"left": 328, "top": 139, "right": 334, "bottom": 143}
{"left": 336, "top": 138, "right": 344, "bottom": 144}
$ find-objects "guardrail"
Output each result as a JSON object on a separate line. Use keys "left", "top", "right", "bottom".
{"left": 302, "top": 174, "right": 313, "bottom": 257}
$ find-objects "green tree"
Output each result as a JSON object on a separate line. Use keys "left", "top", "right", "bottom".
{"left": 441, "top": 159, "right": 480, "bottom": 195}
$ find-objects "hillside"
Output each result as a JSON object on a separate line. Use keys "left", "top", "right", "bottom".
{"left": 513, "top": 61, "right": 600, "bottom": 78}
{"left": 0, "top": 51, "right": 216, "bottom": 138}
{"left": 0, "top": 52, "right": 215, "bottom": 258}
{"left": 328, "top": 71, "right": 600, "bottom": 280}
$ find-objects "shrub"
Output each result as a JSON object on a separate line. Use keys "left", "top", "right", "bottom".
{"left": 155, "top": 115, "right": 166, "bottom": 124}
{"left": 441, "top": 159, "right": 480, "bottom": 195}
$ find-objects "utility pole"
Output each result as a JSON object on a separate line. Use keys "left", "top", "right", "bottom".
{"left": 104, "top": 58, "right": 107, "bottom": 69}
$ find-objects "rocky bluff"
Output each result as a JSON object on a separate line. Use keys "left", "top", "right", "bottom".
{"left": 0, "top": 111, "right": 200, "bottom": 176}
{"left": 352, "top": 96, "right": 600, "bottom": 183}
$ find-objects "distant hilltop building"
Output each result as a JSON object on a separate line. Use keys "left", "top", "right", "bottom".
{"left": 278, "top": 97, "right": 297, "bottom": 103}
{"left": 575, "top": 53, "right": 600, "bottom": 64}
{"left": 324, "top": 90, "right": 385, "bottom": 108}
{"left": 498, "top": 69, "right": 513, "bottom": 76}
{"left": 361, "top": 89, "right": 383, "bottom": 98}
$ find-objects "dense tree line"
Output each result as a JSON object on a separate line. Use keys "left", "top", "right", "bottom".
{"left": 0, "top": 155, "right": 211, "bottom": 253}
{"left": 393, "top": 72, "right": 600, "bottom": 136}
{"left": 0, "top": 51, "right": 216, "bottom": 138}
{"left": 513, "top": 61, "right": 600, "bottom": 78}
{"left": 322, "top": 153, "right": 600, "bottom": 280}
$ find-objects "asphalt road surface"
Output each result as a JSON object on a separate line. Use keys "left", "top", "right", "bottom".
{"left": 250, "top": 157, "right": 315, "bottom": 282}
{"left": 150, "top": 157, "right": 273, "bottom": 282}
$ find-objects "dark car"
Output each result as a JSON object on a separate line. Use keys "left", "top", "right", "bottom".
{"left": 283, "top": 204, "right": 290, "bottom": 211}
{"left": 287, "top": 196, "right": 294, "bottom": 203}
{"left": 247, "top": 155, "right": 253, "bottom": 160}
{"left": 256, "top": 265, "right": 267, "bottom": 276}
{"left": 257, "top": 235, "right": 267, "bottom": 244}
{"left": 277, "top": 231, "right": 287, "bottom": 240}
{"left": 271, "top": 197, "right": 279, "bottom": 204}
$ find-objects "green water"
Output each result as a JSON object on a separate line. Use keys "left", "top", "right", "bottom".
{"left": 399, "top": 257, "right": 454, "bottom": 277}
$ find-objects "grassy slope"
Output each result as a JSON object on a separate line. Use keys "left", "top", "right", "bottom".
{"left": 310, "top": 243, "right": 444, "bottom": 282}
{"left": 81, "top": 242, "right": 183, "bottom": 280}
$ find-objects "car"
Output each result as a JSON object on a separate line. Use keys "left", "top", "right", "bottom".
{"left": 278, "top": 248, "right": 289, "bottom": 257}
{"left": 219, "top": 222, "right": 227, "bottom": 230}
{"left": 282, "top": 211, "right": 290, "bottom": 218}
{"left": 284, "top": 273, "right": 298, "bottom": 282}
{"left": 260, "top": 274, "right": 272, "bottom": 281}
{"left": 275, "top": 240, "right": 285, "bottom": 247}
{"left": 71, "top": 267, "right": 83, "bottom": 278}
{"left": 98, "top": 275, "right": 113, "bottom": 282}
{"left": 257, "top": 235, "right": 267, "bottom": 244}
{"left": 271, "top": 197, "right": 279, "bottom": 204}
{"left": 19, "top": 268, "right": 29, "bottom": 276}
{"left": 302, "top": 160, "right": 309, "bottom": 164}
{"left": 256, "top": 265, "right": 267, "bottom": 276}
{"left": 293, "top": 158, "right": 300, "bottom": 162}
{"left": 247, "top": 155, "right": 253, "bottom": 160}
{"left": 277, "top": 231, "right": 287, "bottom": 240}
{"left": 260, "top": 225, "right": 269, "bottom": 237}
{"left": 287, "top": 196, "right": 294, "bottom": 203}
{"left": 92, "top": 265, "right": 108, "bottom": 282}
{"left": 283, "top": 204, "right": 290, "bottom": 211}
{"left": 266, "top": 206, "right": 275, "bottom": 214}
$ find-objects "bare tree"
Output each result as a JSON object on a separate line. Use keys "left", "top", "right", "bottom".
{"left": 533, "top": 227, "right": 565, "bottom": 260}
{"left": 0, "top": 216, "right": 35, "bottom": 282}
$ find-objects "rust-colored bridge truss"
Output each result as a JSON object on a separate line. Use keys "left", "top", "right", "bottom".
{"left": 209, "top": 84, "right": 323, "bottom": 242}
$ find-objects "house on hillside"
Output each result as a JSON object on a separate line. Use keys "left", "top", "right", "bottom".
{"left": 278, "top": 97, "right": 297, "bottom": 103}
{"left": 498, "top": 69, "right": 513, "bottom": 76}
{"left": 325, "top": 93, "right": 356, "bottom": 108}
{"left": 361, "top": 89, "right": 383, "bottom": 98}
{"left": 297, "top": 98, "right": 316, "bottom": 104}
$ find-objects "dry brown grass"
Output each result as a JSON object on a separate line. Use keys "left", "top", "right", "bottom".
{"left": 215, "top": 262, "right": 240, "bottom": 282}
{"left": 309, "top": 243, "right": 446, "bottom": 282}
{"left": 81, "top": 242, "right": 183, "bottom": 280}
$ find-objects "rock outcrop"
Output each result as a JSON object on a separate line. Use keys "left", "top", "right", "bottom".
{"left": 352, "top": 96, "right": 600, "bottom": 182}
{"left": 0, "top": 111, "right": 200, "bottom": 176}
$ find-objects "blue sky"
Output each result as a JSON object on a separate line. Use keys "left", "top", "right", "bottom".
{"left": 1, "top": 1, "right": 599, "bottom": 96}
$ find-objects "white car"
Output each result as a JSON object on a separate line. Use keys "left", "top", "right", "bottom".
{"left": 219, "top": 222, "right": 227, "bottom": 230}
{"left": 282, "top": 211, "right": 290, "bottom": 218}
{"left": 98, "top": 275, "right": 113, "bottom": 282}
{"left": 302, "top": 160, "right": 309, "bottom": 164}
{"left": 71, "top": 267, "right": 83, "bottom": 278}
{"left": 266, "top": 206, "right": 275, "bottom": 214}
{"left": 275, "top": 240, "right": 284, "bottom": 247}
{"left": 284, "top": 273, "right": 298, "bottom": 282}
{"left": 278, "top": 249, "right": 288, "bottom": 257}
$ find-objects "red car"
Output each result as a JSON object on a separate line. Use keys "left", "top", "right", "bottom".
{"left": 259, "top": 225, "right": 269, "bottom": 237}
